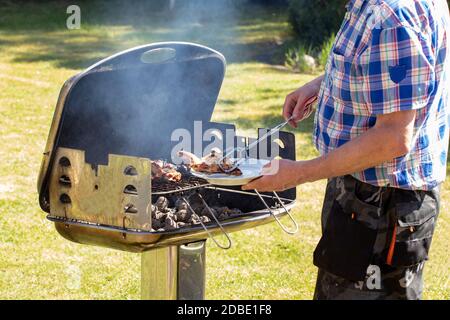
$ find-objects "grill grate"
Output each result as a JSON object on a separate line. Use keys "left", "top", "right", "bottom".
{"left": 151, "top": 175, "right": 210, "bottom": 195}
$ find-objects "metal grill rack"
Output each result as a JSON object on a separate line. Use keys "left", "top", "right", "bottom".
{"left": 152, "top": 175, "right": 211, "bottom": 195}
{"left": 150, "top": 175, "right": 298, "bottom": 249}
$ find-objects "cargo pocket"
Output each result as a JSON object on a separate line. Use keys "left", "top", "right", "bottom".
{"left": 386, "top": 196, "right": 438, "bottom": 267}
{"left": 314, "top": 192, "right": 381, "bottom": 282}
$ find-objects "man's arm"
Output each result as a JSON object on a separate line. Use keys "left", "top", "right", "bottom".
{"left": 242, "top": 109, "right": 416, "bottom": 191}
{"left": 302, "top": 109, "right": 416, "bottom": 182}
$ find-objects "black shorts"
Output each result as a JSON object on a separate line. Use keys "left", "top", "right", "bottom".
{"left": 313, "top": 175, "right": 440, "bottom": 300}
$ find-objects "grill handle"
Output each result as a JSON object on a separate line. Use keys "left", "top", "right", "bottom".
{"left": 181, "top": 196, "right": 232, "bottom": 250}
{"left": 254, "top": 190, "right": 299, "bottom": 235}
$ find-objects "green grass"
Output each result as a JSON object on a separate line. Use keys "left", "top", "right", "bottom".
{"left": 0, "top": 1, "right": 448, "bottom": 300}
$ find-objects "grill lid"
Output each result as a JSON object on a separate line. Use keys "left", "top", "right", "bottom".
{"left": 38, "top": 42, "right": 226, "bottom": 212}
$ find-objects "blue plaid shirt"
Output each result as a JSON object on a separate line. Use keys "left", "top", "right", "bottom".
{"left": 314, "top": 0, "right": 450, "bottom": 190}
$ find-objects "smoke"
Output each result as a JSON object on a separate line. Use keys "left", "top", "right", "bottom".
{"left": 83, "top": 0, "right": 243, "bottom": 61}
{"left": 163, "top": 0, "right": 240, "bottom": 59}
{"left": 56, "top": 1, "right": 285, "bottom": 166}
{"left": 166, "top": 0, "right": 239, "bottom": 25}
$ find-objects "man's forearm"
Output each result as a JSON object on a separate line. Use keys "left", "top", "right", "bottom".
{"left": 312, "top": 74, "right": 325, "bottom": 88}
{"left": 297, "top": 122, "right": 413, "bottom": 184}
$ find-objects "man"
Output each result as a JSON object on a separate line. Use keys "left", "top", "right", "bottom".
{"left": 243, "top": 0, "right": 450, "bottom": 299}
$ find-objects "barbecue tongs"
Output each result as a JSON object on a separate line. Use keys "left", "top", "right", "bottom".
{"left": 218, "top": 116, "right": 293, "bottom": 174}
{"left": 218, "top": 95, "right": 317, "bottom": 173}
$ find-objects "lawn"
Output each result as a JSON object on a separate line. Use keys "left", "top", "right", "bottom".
{"left": 0, "top": 1, "right": 448, "bottom": 300}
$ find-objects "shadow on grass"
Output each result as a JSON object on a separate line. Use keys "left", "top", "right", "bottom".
{"left": 0, "top": 1, "right": 291, "bottom": 69}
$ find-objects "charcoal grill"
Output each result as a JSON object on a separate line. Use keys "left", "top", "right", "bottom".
{"left": 37, "top": 42, "right": 298, "bottom": 299}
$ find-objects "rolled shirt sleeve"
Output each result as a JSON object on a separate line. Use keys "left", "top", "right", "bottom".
{"left": 358, "top": 25, "right": 435, "bottom": 114}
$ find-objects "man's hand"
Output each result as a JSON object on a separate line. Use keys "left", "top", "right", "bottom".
{"left": 283, "top": 75, "right": 324, "bottom": 128}
{"left": 242, "top": 159, "right": 305, "bottom": 192}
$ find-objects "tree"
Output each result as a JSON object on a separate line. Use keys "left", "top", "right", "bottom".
{"left": 288, "top": 0, "right": 347, "bottom": 48}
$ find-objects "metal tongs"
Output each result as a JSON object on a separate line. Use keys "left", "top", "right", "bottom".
{"left": 218, "top": 95, "right": 318, "bottom": 173}
{"left": 218, "top": 116, "right": 294, "bottom": 173}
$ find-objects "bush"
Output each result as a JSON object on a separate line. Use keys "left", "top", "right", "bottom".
{"left": 284, "top": 33, "right": 335, "bottom": 74}
{"left": 288, "top": 0, "right": 347, "bottom": 48}
{"left": 284, "top": 43, "right": 316, "bottom": 73}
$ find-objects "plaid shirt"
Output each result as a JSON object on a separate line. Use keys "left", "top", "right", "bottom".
{"left": 314, "top": 0, "right": 450, "bottom": 190}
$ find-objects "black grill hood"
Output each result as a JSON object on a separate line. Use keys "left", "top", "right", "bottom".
{"left": 60, "top": 42, "right": 226, "bottom": 163}
{"left": 38, "top": 42, "right": 228, "bottom": 212}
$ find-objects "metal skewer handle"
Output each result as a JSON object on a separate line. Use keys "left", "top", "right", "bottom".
{"left": 181, "top": 196, "right": 232, "bottom": 250}
{"left": 254, "top": 190, "right": 299, "bottom": 235}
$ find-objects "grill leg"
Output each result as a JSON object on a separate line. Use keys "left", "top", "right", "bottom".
{"left": 177, "top": 241, "right": 206, "bottom": 300}
{"left": 141, "top": 245, "right": 178, "bottom": 300}
{"left": 141, "top": 241, "right": 206, "bottom": 300}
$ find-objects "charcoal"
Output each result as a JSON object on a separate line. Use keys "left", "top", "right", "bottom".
{"left": 156, "top": 196, "right": 169, "bottom": 211}
{"left": 218, "top": 212, "right": 229, "bottom": 220}
{"left": 164, "top": 216, "right": 178, "bottom": 230}
{"left": 189, "top": 200, "right": 204, "bottom": 212}
{"left": 228, "top": 208, "right": 242, "bottom": 217}
{"left": 189, "top": 215, "right": 201, "bottom": 225}
{"left": 201, "top": 207, "right": 217, "bottom": 219}
{"left": 152, "top": 195, "right": 243, "bottom": 230}
{"left": 177, "top": 222, "right": 187, "bottom": 228}
{"left": 214, "top": 206, "right": 229, "bottom": 215}
{"left": 176, "top": 209, "right": 191, "bottom": 222}
{"left": 200, "top": 216, "right": 211, "bottom": 223}
{"left": 152, "top": 219, "right": 164, "bottom": 230}
{"left": 154, "top": 211, "right": 167, "bottom": 221}
{"left": 151, "top": 204, "right": 164, "bottom": 219}
{"left": 166, "top": 211, "right": 178, "bottom": 222}
{"left": 175, "top": 198, "right": 188, "bottom": 211}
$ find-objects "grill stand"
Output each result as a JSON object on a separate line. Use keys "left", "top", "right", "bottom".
{"left": 141, "top": 241, "right": 206, "bottom": 300}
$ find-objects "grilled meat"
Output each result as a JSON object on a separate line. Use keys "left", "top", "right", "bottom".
{"left": 178, "top": 149, "right": 242, "bottom": 176}
{"left": 177, "top": 150, "right": 201, "bottom": 166}
{"left": 151, "top": 160, "right": 182, "bottom": 182}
